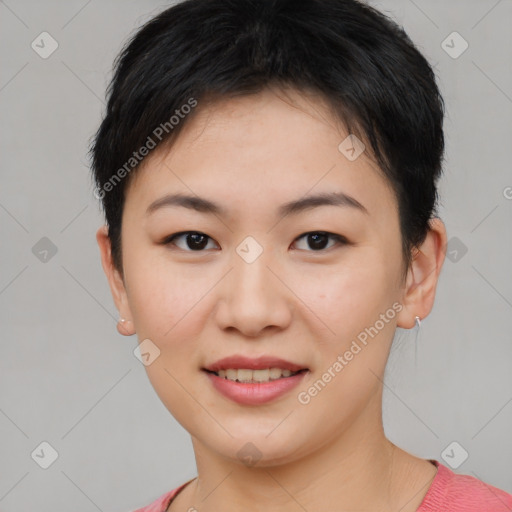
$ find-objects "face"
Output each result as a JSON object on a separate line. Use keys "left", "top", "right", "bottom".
{"left": 102, "top": 87, "right": 421, "bottom": 467}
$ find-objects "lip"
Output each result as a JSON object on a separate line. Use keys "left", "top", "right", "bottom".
{"left": 203, "top": 355, "right": 307, "bottom": 373}
{"left": 204, "top": 370, "right": 308, "bottom": 405}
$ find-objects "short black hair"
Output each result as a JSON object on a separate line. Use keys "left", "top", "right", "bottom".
{"left": 89, "top": 0, "right": 445, "bottom": 282}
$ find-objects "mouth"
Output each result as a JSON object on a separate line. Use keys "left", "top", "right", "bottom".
{"left": 202, "top": 367, "right": 308, "bottom": 383}
{"left": 202, "top": 368, "right": 309, "bottom": 405}
{"left": 201, "top": 355, "right": 309, "bottom": 405}
{"left": 202, "top": 354, "right": 309, "bottom": 382}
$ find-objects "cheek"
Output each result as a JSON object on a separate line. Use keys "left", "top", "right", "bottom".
{"left": 294, "top": 266, "right": 395, "bottom": 427}
{"left": 122, "top": 250, "right": 211, "bottom": 419}
{"left": 123, "top": 245, "right": 211, "bottom": 343}
{"left": 301, "top": 256, "right": 390, "bottom": 337}
{"left": 294, "top": 253, "right": 398, "bottom": 403}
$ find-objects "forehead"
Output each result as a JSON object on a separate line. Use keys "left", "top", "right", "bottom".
{"left": 125, "top": 88, "right": 398, "bottom": 222}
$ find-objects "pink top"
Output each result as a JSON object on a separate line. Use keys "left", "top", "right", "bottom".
{"left": 132, "top": 459, "right": 512, "bottom": 512}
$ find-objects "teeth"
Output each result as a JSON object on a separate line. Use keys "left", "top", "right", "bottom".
{"left": 253, "top": 369, "right": 269, "bottom": 382}
{"left": 237, "top": 369, "right": 253, "bottom": 382}
{"left": 226, "top": 369, "right": 238, "bottom": 381}
{"left": 269, "top": 368, "right": 283, "bottom": 379}
{"left": 216, "top": 368, "right": 299, "bottom": 382}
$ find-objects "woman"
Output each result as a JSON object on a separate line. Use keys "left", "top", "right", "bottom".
{"left": 90, "top": 0, "right": 512, "bottom": 510}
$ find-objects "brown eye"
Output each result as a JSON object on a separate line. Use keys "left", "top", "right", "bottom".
{"left": 164, "top": 231, "right": 218, "bottom": 251}
{"left": 293, "top": 231, "right": 347, "bottom": 251}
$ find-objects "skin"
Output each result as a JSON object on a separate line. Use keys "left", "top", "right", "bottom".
{"left": 97, "top": 86, "right": 447, "bottom": 512}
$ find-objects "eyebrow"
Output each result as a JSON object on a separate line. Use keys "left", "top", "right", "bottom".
{"left": 146, "top": 191, "right": 369, "bottom": 217}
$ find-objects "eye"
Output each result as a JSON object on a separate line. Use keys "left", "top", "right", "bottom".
{"left": 163, "top": 231, "right": 219, "bottom": 251}
{"left": 162, "top": 230, "right": 348, "bottom": 252}
{"left": 292, "top": 231, "right": 348, "bottom": 251}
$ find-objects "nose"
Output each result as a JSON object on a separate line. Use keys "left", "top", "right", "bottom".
{"left": 213, "top": 247, "right": 293, "bottom": 338}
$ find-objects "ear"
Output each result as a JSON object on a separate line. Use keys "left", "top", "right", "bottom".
{"left": 96, "top": 225, "right": 135, "bottom": 336}
{"left": 396, "top": 217, "right": 447, "bottom": 329}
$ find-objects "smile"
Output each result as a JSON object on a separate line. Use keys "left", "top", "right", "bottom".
{"left": 203, "top": 369, "right": 309, "bottom": 405}
{"left": 207, "top": 368, "right": 305, "bottom": 383}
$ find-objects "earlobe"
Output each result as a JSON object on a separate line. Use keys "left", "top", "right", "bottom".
{"left": 117, "top": 317, "right": 136, "bottom": 336}
{"left": 396, "top": 217, "right": 447, "bottom": 329}
{"left": 96, "top": 226, "right": 136, "bottom": 336}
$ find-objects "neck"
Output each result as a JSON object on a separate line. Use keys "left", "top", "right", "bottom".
{"left": 178, "top": 392, "right": 430, "bottom": 512}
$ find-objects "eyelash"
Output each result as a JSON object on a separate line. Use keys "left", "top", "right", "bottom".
{"left": 161, "top": 231, "right": 349, "bottom": 252}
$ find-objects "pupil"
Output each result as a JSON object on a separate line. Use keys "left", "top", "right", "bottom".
{"left": 188, "top": 233, "right": 208, "bottom": 250}
{"left": 309, "top": 232, "right": 328, "bottom": 250}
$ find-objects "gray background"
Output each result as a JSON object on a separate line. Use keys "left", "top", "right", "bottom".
{"left": 0, "top": 1, "right": 511, "bottom": 511}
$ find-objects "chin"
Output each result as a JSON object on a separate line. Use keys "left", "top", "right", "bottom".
{"left": 198, "top": 426, "right": 314, "bottom": 468}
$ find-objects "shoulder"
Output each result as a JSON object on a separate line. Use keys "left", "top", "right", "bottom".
{"left": 131, "top": 479, "right": 192, "bottom": 512}
{"left": 131, "top": 489, "right": 177, "bottom": 512}
{"left": 418, "top": 460, "right": 512, "bottom": 512}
